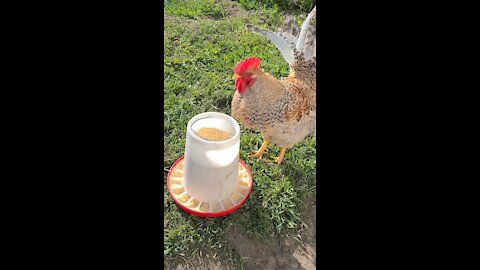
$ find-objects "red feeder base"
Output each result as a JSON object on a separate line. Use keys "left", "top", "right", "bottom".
{"left": 167, "top": 156, "right": 253, "bottom": 217}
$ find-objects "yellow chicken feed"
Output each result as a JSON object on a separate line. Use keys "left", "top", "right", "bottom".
{"left": 195, "top": 127, "right": 232, "bottom": 141}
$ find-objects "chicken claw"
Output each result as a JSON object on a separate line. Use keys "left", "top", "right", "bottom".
{"left": 250, "top": 138, "right": 270, "bottom": 158}
{"left": 270, "top": 148, "right": 286, "bottom": 164}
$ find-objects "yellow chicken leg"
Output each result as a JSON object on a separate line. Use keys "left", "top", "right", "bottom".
{"left": 272, "top": 148, "right": 286, "bottom": 164}
{"left": 251, "top": 138, "right": 270, "bottom": 158}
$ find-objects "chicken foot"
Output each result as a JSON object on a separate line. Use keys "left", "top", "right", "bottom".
{"left": 251, "top": 138, "right": 270, "bottom": 158}
{"left": 271, "top": 148, "right": 286, "bottom": 164}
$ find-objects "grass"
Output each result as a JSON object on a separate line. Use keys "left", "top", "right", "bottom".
{"left": 164, "top": 0, "right": 316, "bottom": 268}
{"left": 237, "top": 0, "right": 312, "bottom": 13}
{"left": 165, "top": 0, "right": 226, "bottom": 19}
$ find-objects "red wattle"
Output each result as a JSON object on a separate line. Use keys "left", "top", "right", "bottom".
{"left": 235, "top": 78, "right": 246, "bottom": 93}
{"left": 235, "top": 76, "right": 256, "bottom": 94}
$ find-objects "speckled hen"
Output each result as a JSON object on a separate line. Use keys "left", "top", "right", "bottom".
{"left": 231, "top": 6, "right": 316, "bottom": 164}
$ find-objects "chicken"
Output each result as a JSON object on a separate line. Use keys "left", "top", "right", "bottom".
{"left": 231, "top": 6, "right": 316, "bottom": 164}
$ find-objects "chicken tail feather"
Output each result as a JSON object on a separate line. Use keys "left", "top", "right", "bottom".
{"left": 247, "top": 24, "right": 295, "bottom": 67}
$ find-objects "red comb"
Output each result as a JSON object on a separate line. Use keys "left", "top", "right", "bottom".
{"left": 233, "top": 56, "right": 261, "bottom": 74}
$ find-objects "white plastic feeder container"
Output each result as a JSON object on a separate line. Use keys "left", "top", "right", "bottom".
{"left": 167, "top": 112, "right": 253, "bottom": 217}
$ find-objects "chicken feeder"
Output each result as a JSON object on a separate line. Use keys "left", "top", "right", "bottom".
{"left": 167, "top": 112, "right": 253, "bottom": 217}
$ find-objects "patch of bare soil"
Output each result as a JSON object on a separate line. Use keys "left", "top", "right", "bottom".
{"left": 226, "top": 200, "right": 316, "bottom": 270}
{"left": 219, "top": 0, "right": 250, "bottom": 18}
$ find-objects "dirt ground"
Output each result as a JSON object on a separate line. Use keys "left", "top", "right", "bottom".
{"left": 226, "top": 201, "right": 316, "bottom": 270}
{"left": 170, "top": 199, "right": 316, "bottom": 270}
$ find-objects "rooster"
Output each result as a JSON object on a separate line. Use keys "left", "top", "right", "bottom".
{"left": 231, "top": 6, "right": 316, "bottom": 164}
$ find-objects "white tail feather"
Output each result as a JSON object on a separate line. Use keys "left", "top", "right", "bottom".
{"left": 247, "top": 6, "right": 316, "bottom": 66}
{"left": 247, "top": 25, "right": 295, "bottom": 66}
{"left": 295, "top": 6, "right": 316, "bottom": 57}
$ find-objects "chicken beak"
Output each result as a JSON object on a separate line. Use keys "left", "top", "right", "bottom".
{"left": 232, "top": 73, "right": 241, "bottom": 79}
